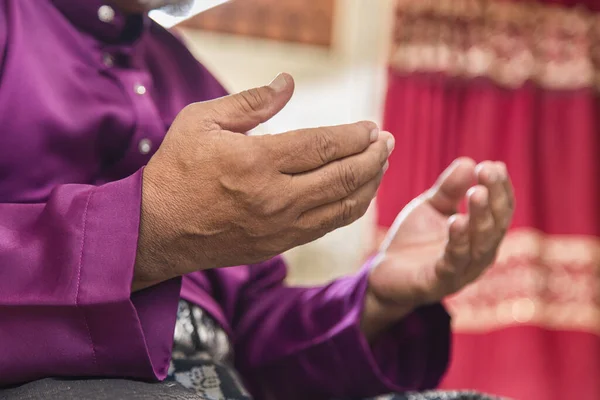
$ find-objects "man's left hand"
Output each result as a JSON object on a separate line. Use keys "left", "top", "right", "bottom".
{"left": 361, "top": 158, "right": 515, "bottom": 340}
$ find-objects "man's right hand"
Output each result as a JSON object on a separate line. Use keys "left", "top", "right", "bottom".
{"left": 133, "top": 73, "right": 394, "bottom": 290}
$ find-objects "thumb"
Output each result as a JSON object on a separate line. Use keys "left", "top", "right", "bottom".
{"left": 426, "top": 157, "right": 477, "bottom": 215}
{"left": 202, "top": 73, "right": 294, "bottom": 133}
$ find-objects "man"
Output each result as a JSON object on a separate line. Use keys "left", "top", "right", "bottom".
{"left": 0, "top": 1, "right": 514, "bottom": 399}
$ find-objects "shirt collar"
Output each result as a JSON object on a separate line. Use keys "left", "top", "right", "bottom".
{"left": 51, "top": 0, "right": 149, "bottom": 43}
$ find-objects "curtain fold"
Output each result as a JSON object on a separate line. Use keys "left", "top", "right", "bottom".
{"left": 377, "top": 1, "right": 600, "bottom": 399}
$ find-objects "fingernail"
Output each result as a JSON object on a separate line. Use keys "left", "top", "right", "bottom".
{"left": 487, "top": 170, "right": 497, "bottom": 182}
{"left": 383, "top": 160, "right": 389, "bottom": 173}
{"left": 475, "top": 163, "right": 484, "bottom": 176}
{"left": 387, "top": 137, "right": 395, "bottom": 154}
{"left": 269, "top": 73, "right": 288, "bottom": 92}
{"left": 370, "top": 128, "right": 379, "bottom": 142}
{"left": 467, "top": 187, "right": 486, "bottom": 204}
{"left": 448, "top": 214, "right": 459, "bottom": 228}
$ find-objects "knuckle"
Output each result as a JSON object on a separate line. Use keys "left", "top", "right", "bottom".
{"left": 182, "top": 102, "right": 216, "bottom": 126}
{"left": 358, "top": 197, "right": 372, "bottom": 218}
{"left": 262, "top": 135, "right": 289, "bottom": 168}
{"left": 471, "top": 246, "right": 492, "bottom": 263}
{"left": 247, "top": 223, "right": 273, "bottom": 240}
{"left": 450, "top": 242, "right": 470, "bottom": 257}
{"left": 340, "top": 197, "right": 360, "bottom": 225}
{"left": 314, "top": 128, "right": 337, "bottom": 164}
{"left": 435, "top": 264, "right": 456, "bottom": 282}
{"left": 315, "top": 217, "right": 332, "bottom": 233}
{"left": 174, "top": 103, "right": 200, "bottom": 128}
{"left": 339, "top": 200, "right": 355, "bottom": 225}
{"left": 179, "top": 102, "right": 199, "bottom": 117}
{"left": 245, "top": 178, "right": 292, "bottom": 221}
{"left": 318, "top": 169, "right": 343, "bottom": 199}
{"left": 238, "top": 88, "right": 269, "bottom": 114}
{"left": 477, "top": 216, "right": 496, "bottom": 232}
{"left": 180, "top": 102, "right": 219, "bottom": 131}
{"left": 338, "top": 162, "right": 359, "bottom": 194}
{"left": 254, "top": 199, "right": 275, "bottom": 218}
{"left": 256, "top": 196, "right": 288, "bottom": 219}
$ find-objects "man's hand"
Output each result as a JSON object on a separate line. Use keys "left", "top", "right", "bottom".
{"left": 134, "top": 74, "right": 394, "bottom": 290}
{"left": 361, "top": 158, "right": 515, "bottom": 340}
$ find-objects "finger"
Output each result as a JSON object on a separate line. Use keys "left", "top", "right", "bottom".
{"left": 439, "top": 214, "right": 471, "bottom": 274}
{"left": 498, "top": 161, "right": 516, "bottom": 221}
{"left": 198, "top": 73, "right": 295, "bottom": 133}
{"left": 433, "top": 214, "right": 470, "bottom": 296}
{"left": 291, "top": 133, "right": 391, "bottom": 210}
{"left": 295, "top": 172, "right": 383, "bottom": 237}
{"left": 476, "top": 161, "right": 513, "bottom": 233}
{"left": 467, "top": 185, "right": 498, "bottom": 263}
{"left": 426, "top": 157, "right": 477, "bottom": 216}
{"left": 263, "top": 122, "right": 387, "bottom": 174}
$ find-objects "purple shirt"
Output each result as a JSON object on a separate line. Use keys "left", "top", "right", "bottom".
{"left": 0, "top": 0, "right": 450, "bottom": 398}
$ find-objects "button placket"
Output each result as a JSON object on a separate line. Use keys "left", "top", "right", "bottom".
{"left": 138, "top": 138, "right": 152, "bottom": 155}
{"left": 134, "top": 83, "right": 147, "bottom": 95}
{"left": 121, "top": 71, "right": 165, "bottom": 166}
{"left": 98, "top": 5, "right": 115, "bottom": 23}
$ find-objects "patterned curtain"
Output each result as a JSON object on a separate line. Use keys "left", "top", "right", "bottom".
{"left": 376, "top": 1, "right": 600, "bottom": 399}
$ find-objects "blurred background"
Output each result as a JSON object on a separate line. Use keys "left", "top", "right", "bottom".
{"left": 174, "top": 0, "right": 397, "bottom": 286}
{"left": 170, "top": 2, "right": 600, "bottom": 399}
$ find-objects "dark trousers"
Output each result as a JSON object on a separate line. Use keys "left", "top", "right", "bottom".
{"left": 0, "top": 379, "right": 498, "bottom": 400}
{"left": 0, "top": 379, "right": 202, "bottom": 400}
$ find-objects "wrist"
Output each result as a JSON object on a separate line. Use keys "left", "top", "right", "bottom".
{"left": 133, "top": 168, "right": 178, "bottom": 291}
{"left": 360, "top": 287, "right": 416, "bottom": 342}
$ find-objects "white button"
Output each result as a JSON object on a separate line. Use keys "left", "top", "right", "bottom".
{"left": 98, "top": 5, "right": 115, "bottom": 23}
{"left": 138, "top": 138, "right": 152, "bottom": 155}
{"left": 102, "top": 53, "right": 114, "bottom": 67}
{"left": 134, "top": 84, "right": 147, "bottom": 95}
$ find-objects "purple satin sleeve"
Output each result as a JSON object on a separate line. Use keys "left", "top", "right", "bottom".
{"left": 0, "top": 0, "right": 6, "bottom": 70}
{"left": 0, "top": 169, "right": 180, "bottom": 386}
{"left": 233, "top": 257, "right": 451, "bottom": 400}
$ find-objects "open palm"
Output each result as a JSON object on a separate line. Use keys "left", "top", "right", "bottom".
{"left": 367, "top": 158, "right": 515, "bottom": 312}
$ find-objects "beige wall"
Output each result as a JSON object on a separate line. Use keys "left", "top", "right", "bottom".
{"left": 178, "top": 0, "right": 395, "bottom": 285}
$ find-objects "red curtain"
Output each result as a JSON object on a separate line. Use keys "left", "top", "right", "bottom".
{"left": 377, "top": 1, "right": 600, "bottom": 399}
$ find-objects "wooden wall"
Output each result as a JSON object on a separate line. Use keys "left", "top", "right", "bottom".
{"left": 179, "top": 0, "right": 336, "bottom": 47}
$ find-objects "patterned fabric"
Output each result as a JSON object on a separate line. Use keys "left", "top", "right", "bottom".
{"left": 167, "top": 301, "right": 502, "bottom": 400}
{"left": 167, "top": 301, "right": 250, "bottom": 399}
{"left": 392, "top": 0, "right": 600, "bottom": 90}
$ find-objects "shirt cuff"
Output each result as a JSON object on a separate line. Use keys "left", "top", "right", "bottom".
{"left": 76, "top": 169, "right": 180, "bottom": 380}
{"left": 336, "top": 264, "right": 451, "bottom": 395}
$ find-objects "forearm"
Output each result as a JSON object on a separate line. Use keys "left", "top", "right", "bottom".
{"left": 234, "top": 259, "right": 451, "bottom": 399}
